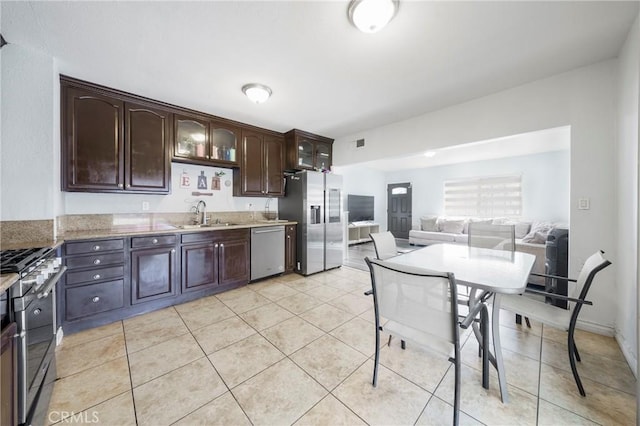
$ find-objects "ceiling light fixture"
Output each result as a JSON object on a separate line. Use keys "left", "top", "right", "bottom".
{"left": 242, "top": 83, "right": 272, "bottom": 104}
{"left": 347, "top": 0, "right": 399, "bottom": 34}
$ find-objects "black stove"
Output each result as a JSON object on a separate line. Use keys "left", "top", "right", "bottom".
{"left": 0, "top": 247, "right": 51, "bottom": 274}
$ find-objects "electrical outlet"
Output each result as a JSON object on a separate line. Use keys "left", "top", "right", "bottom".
{"left": 578, "top": 198, "right": 590, "bottom": 210}
{"left": 142, "top": 201, "right": 150, "bottom": 211}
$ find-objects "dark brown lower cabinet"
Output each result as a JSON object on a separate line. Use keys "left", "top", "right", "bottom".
{"left": 181, "top": 229, "right": 249, "bottom": 292}
{"left": 285, "top": 225, "right": 296, "bottom": 272}
{"left": 181, "top": 242, "right": 218, "bottom": 293}
{"left": 60, "top": 230, "right": 250, "bottom": 334}
{"left": 218, "top": 238, "right": 250, "bottom": 286}
{"left": 1, "top": 322, "right": 17, "bottom": 426}
{"left": 131, "top": 246, "right": 177, "bottom": 304}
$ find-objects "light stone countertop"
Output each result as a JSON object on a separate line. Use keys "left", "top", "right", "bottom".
{"left": 0, "top": 221, "right": 296, "bottom": 292}
{"left": 58, "top": 220, "right": 296, "bottom": 241}
{"left": 0, "top": 273, "right": 19, "bottom": 293}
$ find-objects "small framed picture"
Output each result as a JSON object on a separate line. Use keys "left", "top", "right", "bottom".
{"left": 211, "top": 176, "right": 221, "bottom": 190}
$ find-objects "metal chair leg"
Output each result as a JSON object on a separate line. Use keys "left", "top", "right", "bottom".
{"left": 373, "top": 327, "right": 381, "bottom": 387}
{"left": 573, "top": 339, "right": 581, "bottom": 362}
{"left": 568, "top": 330, "right": 586, "bottom": 396}
{"left": 524, "top": 317, "right": 531, "bottom": 328}
{"left": 401, "top": 339, "right": 406, "bottom": 350}
{"left": 453, "top": 356, "right": 461, "bottom": 426}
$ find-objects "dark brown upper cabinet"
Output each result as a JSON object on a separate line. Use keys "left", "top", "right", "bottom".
{"left": 284, "top": 129, "right": 334, "bottom": 172}
{"left": 61, "top": 78, "right": 171, "bottom": 194}
{"left": 125, "top": 103, "right": 171, "bottom": 192}
{"left": 173, "top": 115, "right": 240, "bottom": 168}
{"left": 233, "top": 130, "right": 284, "bottom": 197}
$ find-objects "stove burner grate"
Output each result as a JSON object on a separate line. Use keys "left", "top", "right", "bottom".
{"left": 0, "top": 247, "right": 50, "bottom": 273}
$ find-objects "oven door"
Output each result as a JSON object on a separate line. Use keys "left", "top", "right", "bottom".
{"left": 14, "top": 276, "right": 59, "bottom": 424}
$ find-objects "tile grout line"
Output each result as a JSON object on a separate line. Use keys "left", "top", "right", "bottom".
{"left": 122, "top": 319, "right": 140, "bottom": 426}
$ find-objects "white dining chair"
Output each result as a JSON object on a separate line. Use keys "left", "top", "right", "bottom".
{"left": 500, "top": 250, "right": 611, "bottom": 396}
{"left": 369, "top": 231, "right": 403, "bottom": 260}
{"left": 365, "top": 257, "right": 489, "bottom": 426}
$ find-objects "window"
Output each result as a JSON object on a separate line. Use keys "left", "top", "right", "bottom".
{"left": 444, "top": 175, "right": 522, "bottom": 217}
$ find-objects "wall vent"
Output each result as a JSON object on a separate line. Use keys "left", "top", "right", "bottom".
{"left": 356, "top": 139, "right": 365, "bottom": 148}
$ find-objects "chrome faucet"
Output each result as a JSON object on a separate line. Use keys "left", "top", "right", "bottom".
{"left": 196, "top": 200, "right": 207, "bottom": 225}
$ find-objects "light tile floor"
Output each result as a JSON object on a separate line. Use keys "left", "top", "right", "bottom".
{"left": 48, "top": 266, "right": 636, "bottom": 425}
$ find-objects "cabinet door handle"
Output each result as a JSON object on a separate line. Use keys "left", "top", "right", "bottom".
{"left": 220, "top": 243, "right": 224, "bottom": 248}
{"left": 118, "top": 184, "right": 123, "bottom": 188}
{"left": 152, "top": 238, "right": 158, "bottom": 244}
{"left": 93, "top": 274, "right": 101, "bottom": 280}
{"left": 126, "top": 184, "right": 131, "bottom": 188}
{"left": 93, "top": 258, "right": 101, "bottom": 265}
{"left": 214, "top": 243, "right": 219, "bottom": 248}
{"left": 171, "top": 249, "right": 176, "bottom": 253}
{"left": 92, "top": 296, "right": 100, "bottom": 303}
{"left": 93, "top": 245, "right": 101, "bottom": 251}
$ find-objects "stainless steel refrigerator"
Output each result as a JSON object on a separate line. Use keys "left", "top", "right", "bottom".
{"left": 278, "top": 170, "right": 343, "bottom": 275}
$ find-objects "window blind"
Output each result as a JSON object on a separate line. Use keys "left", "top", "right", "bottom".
{"left": 444, "top": 175, "right": 522, "bottom": 217}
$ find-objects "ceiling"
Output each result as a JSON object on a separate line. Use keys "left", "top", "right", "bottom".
{"left": 1, "top": 1, "right": 637, "bottom": 141}
{"left": 346, "top": 125, "right": 571, "bottom": 172}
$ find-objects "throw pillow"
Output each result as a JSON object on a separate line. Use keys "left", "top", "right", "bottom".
{"left": 440, "top": 218, "right": 465, "bottom": 234}
{"left": 522, "top": 222, "right": 554, "bottom": 243}
{"left": 420, "top": 216, "right": 438, "bottom": 231}
{"left": 514, "top": 221, "right": 532, "bottom": 239}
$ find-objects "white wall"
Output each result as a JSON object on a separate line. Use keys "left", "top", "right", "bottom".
{"left": 334, "top": 60, "right": 618, "bottom": 333}
{"left": 63, "top": 163, "right": 275, "bottom": 216}
{"left": 615, "top": 14, "right": 639, "bottom": 376}
{"left": 1, "top": 44, "right": 56, "bottom": 221}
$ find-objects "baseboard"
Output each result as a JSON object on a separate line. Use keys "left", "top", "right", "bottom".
{"left": 615, "top": 330, "right": 638, "bottom": 378}
{"left": 575, "top": 319, "right": 615, "bottom": 336}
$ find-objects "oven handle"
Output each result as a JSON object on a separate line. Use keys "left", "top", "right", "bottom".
{"left": 36, "top": 266, "right": 67, "bottom": 299}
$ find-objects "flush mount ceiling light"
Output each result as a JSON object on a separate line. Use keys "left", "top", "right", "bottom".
{"left": 242, "top": 83, "right": 272, "bottom": 104}
{"left": 347, "top": 0, "right": 398, "bottom": 34}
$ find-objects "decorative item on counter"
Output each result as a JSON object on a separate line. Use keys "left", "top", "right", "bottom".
{"left": 197, "top": 171, "right": 208, "bottom": 189}
{"left": 180, "top": 170, "right": 191, "bottom": 188}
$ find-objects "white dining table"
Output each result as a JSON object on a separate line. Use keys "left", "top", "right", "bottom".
{"left": 383, "top": 243, "right": 536, "bottom": 403}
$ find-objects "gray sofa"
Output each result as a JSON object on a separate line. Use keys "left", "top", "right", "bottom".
{"left": 408, "top": 217, "right": 554, "bottom": 285}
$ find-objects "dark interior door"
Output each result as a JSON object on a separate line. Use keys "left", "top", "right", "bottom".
{"left": 387, "top": 183, "right": 412, "bottom": 239}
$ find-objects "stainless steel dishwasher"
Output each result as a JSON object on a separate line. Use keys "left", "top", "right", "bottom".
{"left": 251, "top": 226, "right": 285, "bottom": 280}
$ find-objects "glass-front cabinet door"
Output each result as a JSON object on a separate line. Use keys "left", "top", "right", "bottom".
{"left": 210, "top": 122, "right": 239, "bottom": 166}
{"left": 297, "top": 139, "right": 314, "bottom": 169}
{"left": 315, "top": 142, "right": 331, "bottom": 171}
{"left": 174, "top": 115, "right": 208, "bottom": 161}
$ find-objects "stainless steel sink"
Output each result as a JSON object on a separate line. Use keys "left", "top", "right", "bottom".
{"left": 177, "top": 223, "right": 237, "bottom": 229}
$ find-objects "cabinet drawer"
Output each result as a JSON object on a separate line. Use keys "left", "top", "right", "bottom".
{"left": 65, "top": 280, "right": 124, "bottom": 320}
{"left": 66, "top": 239, "right": 124, "bottom": 255}
{"left": 131, "top": 235, "right": 177, "bottom": 248}
{"left": 181, "top": 229, "right": 249, "bottom": 244}
{"left": 65, "top": 252, "right": 124, "bottom": 270}
{"left": 66, "top": 266, "right": 124, "bottom": 286}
